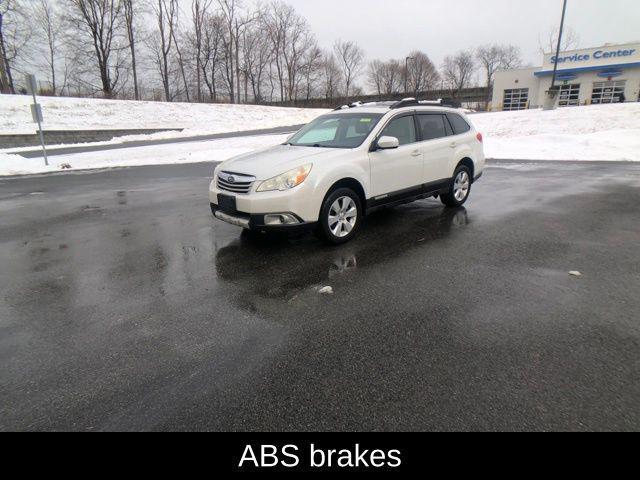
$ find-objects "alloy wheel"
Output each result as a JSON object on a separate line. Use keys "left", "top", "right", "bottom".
{"left": 328, "top": 196, "right": 358, "bottom": 238}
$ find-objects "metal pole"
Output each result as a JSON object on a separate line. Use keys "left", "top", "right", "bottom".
{"left": 404, "top": 57, "right": 414, "bottom": 95}
{"left": 29, "top": 80, "right": 49, "bottom": 166}
{"left": 405, "top": 57, "right": 409, "bottom": 95}
{"left": 551, "top": 0, "right": 568, "bottom": 90}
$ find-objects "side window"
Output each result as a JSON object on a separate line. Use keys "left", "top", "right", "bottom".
{"left": 380, "top": 116, "right": 417, "bottom": 146}
{"left": 444, "top": 117, "right": 454, "bottom": 136}
{"left": 418, "top": 115, "right": 449, "bottom": 141}
{"left": 446, "top": 114, "right": 471, "bottom": 135}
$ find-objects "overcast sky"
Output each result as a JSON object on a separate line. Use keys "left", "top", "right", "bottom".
{"left": 284, "top": 0, "right": 640, "bottom": 66}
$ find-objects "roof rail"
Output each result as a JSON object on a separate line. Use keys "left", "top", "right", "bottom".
{"left": 332, "top": 98, "right": 460, "bottom": 111}
{"left": 390, "top": 98, "right": 461, "bottom": 109}
{"left": 333, "top": 100, "right": 374, "bottom": 111}
{"left": 390, "top": 98, "right": 419, "bottom": 109}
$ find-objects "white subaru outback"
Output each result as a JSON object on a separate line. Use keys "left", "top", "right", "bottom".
{"left": 210, "top": 99, "right": 485, "bottom": 244}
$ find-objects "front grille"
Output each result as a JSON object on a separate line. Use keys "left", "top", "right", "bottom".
{"left": 217, "top": 171, "right": 255, "bottom": 194}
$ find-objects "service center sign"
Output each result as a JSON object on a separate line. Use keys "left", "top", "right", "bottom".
{"left": 544, "top": 45, "right": 640, "bottom": 69}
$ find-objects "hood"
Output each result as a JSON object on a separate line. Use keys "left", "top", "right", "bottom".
{"left": 219, "top": 145, "right": 344, "bottom": 180}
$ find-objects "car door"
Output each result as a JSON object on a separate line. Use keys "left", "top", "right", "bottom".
{"left": 416, "top": 113, "right": 455, "bottom": 184}
{"left": 369, "top": 114, "right": 423, "bottom": 198}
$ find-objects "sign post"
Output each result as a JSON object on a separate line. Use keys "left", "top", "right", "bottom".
{"left": 25, "top": 74, "right": 48, "bottom": 166}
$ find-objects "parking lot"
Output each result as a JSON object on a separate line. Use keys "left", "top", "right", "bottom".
{"left": 1, "top": 161, "right": 639, "bottom": 431}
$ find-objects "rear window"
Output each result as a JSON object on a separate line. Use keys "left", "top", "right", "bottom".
{"left": 446, "top": 114, "right": 471, "bottom": 135}
{"left": 418, "top": 114, "right": 449, "bottom": 141}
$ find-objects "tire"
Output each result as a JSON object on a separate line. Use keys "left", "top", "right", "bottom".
{"left": 315, "top": 188, "right": 363, "bottom": 245}
{"left": 441, "top": 165, "right": 472, "bottom": 208}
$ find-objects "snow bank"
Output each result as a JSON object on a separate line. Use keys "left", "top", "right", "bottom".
{"left": 471, "top": 103, "right": 640, "bottom": 161}
{"left": 1, "top": 100, "right": 639, "bottom": 177}
{"left": 0, "top": 135, "right": 289, "bottom": 176}
{"left": 0, "top": 94, "right": 327, "bottom": 135}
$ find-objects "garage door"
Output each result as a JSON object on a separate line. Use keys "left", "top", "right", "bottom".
{"left": 503, "top": 88, "right": 529, "bottom": 111}
{"left": 591, "top": 81, "right": 626, "bottom": 104}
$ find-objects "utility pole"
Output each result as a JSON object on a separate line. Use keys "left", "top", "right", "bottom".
{"left": 551, "top": 0, "right": 568, "bottom": 90}
{"left": 405, "top": 56, "right": 415, "bottom": 95}
{"left": 544, "top": 0, "right": 568, "bottom": 110}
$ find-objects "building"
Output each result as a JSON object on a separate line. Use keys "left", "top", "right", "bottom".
{"left": 491, "top": 42, "right": 640, "bottom": 111}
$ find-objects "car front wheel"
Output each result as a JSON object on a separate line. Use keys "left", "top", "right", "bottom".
{"left": 316, "top": 188, "right": 362, "bottom": 244}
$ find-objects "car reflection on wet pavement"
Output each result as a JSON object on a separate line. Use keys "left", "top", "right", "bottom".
{"left": 215, "top": 207, "right": 469, "bottom": 306}
{"left": 1, "top": 161, "right": 640, "bottom": 431}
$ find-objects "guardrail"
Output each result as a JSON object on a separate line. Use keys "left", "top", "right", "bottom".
{"left": 0, "top": 128, "right": 184, "bottom": 149}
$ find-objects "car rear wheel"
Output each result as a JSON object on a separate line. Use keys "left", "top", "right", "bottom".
{"left": 316, "top": 188, "right": 362, "bottom": 244}
{"left": 441, "top": 166, "right": 472, "bottom": 208}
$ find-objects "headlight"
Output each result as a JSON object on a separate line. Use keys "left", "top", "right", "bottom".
{"left": 257, "top": 164, "right": 312, "bottom": 192}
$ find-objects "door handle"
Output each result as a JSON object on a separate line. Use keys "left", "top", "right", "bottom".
{"left": 411, "top": 150, "right": 421, "bottom": 157}
{"left": 449, "top": 142, "right": 457, "bottom": 149}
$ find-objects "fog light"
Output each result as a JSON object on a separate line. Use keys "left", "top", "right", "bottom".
{"left": 264, "top": 214, "right": 300, "bottom": 226}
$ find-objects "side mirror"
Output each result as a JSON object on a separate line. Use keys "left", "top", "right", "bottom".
{"left": 376, "top": 136, "right": 400, "bottom": 150}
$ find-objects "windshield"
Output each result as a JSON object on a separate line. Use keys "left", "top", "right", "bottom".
{"left": 287, "top": 113, "right": 384, "bottom": 149}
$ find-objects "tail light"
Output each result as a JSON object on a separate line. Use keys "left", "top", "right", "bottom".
{"left": 476, "top": 133, "right": 483, "bottom": 143}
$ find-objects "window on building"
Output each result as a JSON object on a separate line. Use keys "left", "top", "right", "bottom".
{"left": 503, "top": 88, "right": 529, "bottom": 111}
{"left": 591, "top": 80, "right": 627, "bottom": 104}
{"left": 558, "top": 84, "right": 581, "bottom": 107}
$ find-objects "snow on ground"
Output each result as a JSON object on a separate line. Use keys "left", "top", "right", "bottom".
{"left": 0, "top": 134, "right": 290, "bottom": 176}
{"left": 1, "top": 100, "right": 639, "bottom": 176}
{"left": 0, "top": 94, "right": 327, "bottom": 135}
{"left": 471, "top": 103, "right": 640, "bottom": 161}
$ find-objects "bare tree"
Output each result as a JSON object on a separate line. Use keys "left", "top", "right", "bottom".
{"left": 217, "top": 0, "right": 246, "bottom": 103}
{"left": 367, "top": 59, "right": 402, "bottom": 95}
{"left": 539, "top": 26, "right": 580, "bottom": 54}
{"left": 191, "top": 0, "right": 213, "bottom": 102}
{"left": 367, "top": 59, "right": 384, "bottom": 95}
{"left": 200, "top": 12, "right": 224, "bottom": 102}
{"left": 67, "top": 0, "right": 125, "bottom": 97}
{"left": 442, "top": 51, "right": 476, "bottom": 97}
{"left": 1, "top": 0, "right": 31, "bottom": 94}
{"left": 0, "top": 1, "right": 11, "bottom": 93}
{"left": 150, "top": 0, "right": 177, "bottom": 101}
{"left": 31, "top": 0, "right": 64, "bottom": 95}
{"left": 265, "top": 1, "right": 314, "bottom": 102}
{"left": 300, "top": 42, "right": 322, "bottom": 100}
{"left": 122, "top": 0, "right": 140, "bottom": 100}
{"left": 477, "top": 44, "right": 522, "bottom": 96}
{"left": 169, "top": 5, "right": 190, "bottom": 102}
{"left": 333, "top": 39, "right": 364, "bottom": 99}
{"left": 406, "top": 51, "right": 439, "bottom": 95}
{"left": 321, "top": 51, "right": 342, "bottom": 100}
{"left": 242, "top": 12, "right": 274, "bottom": 103}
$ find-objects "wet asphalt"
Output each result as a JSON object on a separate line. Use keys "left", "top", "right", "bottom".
{"left": 1, "top": 161, "right": 639, "bottom": 432}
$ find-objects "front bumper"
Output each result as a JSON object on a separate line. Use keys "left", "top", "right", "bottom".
{"left": 209, "top": 178, "right": 320, "bottom": 223}
{"left": 210, "top": 203, "right": 315, "bottom": 232}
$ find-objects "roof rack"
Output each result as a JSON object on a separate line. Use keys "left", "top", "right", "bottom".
{"left": 332, "top": 98, "right": 460, "bottom": 111}
{"left": 390, "top": 98, "right": 459, "bottom": 109}
{"left": 332, "top": 100, "right": 377, "bottom": 111}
